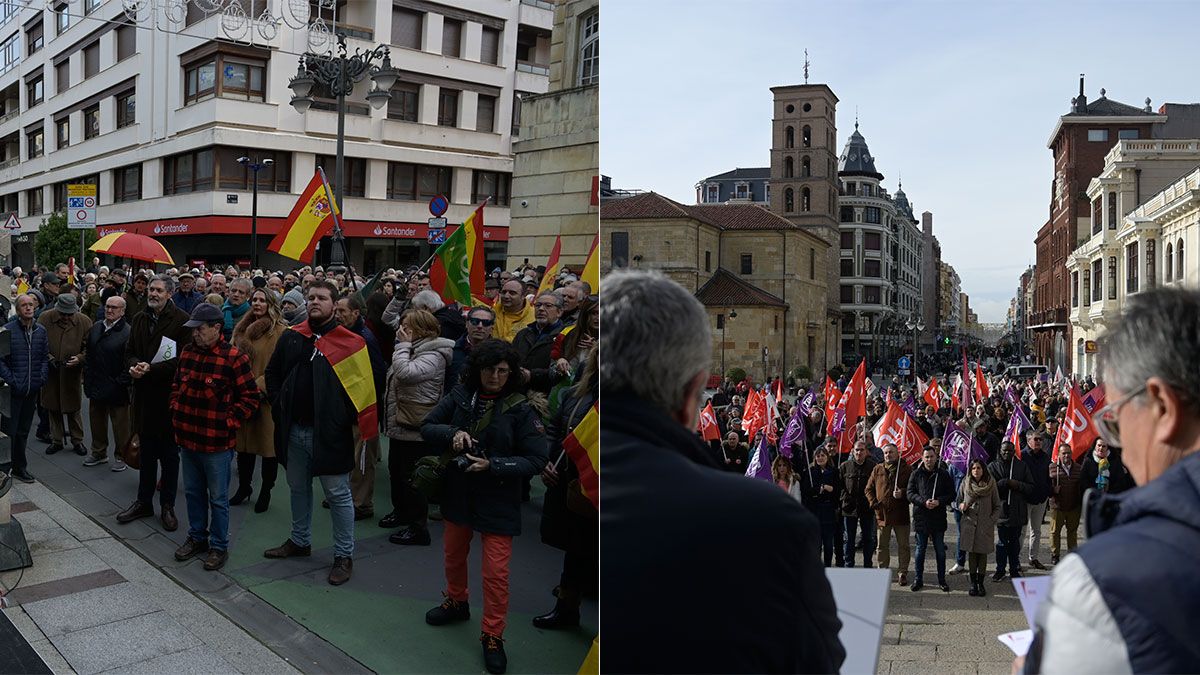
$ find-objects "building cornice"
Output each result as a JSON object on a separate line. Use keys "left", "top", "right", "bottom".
{"left": 1046, "top": 115, "right": 1167, "bottom": 148}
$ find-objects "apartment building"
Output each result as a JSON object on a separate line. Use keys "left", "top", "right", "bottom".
{"left": 1, "top": 0, "right": 551, "bottom": 271}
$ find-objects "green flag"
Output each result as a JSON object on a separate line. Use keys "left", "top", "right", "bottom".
{"left": 432, "top": 226, "right": 472, "bottom": 306}
{"left": 353, "top": 269, "right": 385, "bottom": 305}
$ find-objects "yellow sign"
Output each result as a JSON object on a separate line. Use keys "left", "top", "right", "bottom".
{"left": 67, "top": 183, "right": 97, "bottom": 198}
{"left": 1085, "top": 340, "right": 1098, "bottom": 354}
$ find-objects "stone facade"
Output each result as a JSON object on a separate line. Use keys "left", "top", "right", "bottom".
{"left": 506, "top": 0, "right": 599, "bottom": 271}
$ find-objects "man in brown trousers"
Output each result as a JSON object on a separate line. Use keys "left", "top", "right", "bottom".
{"left": 39, "top": 292, "right": 92, "bottom": 456}
{"left": 866, "top": 443, "right": 913, "bottom": 585}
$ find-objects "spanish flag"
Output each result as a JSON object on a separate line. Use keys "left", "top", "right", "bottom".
{"left": 580, "top": 234, "right": 599, "bottom": 291}
{"left": 537, "top": 235, "right": 563, "bottom": 296}
{"left": 67, "top": 257, "right": 77, "bottom": 287}
{"left": 291, "top": 321, "right": 378, "bottom": 440}
{"left": 562, "top": 402, "right": 598, "bottom": 508}
{"left": 16, "top": 278, "right": 28, "bottom": 295}
{"left": 267, "top": 171, "right": 340, "bottom": 264}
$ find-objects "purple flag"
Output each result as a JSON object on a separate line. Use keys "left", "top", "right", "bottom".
{"left": 745, "top": 433, "right": 773, "bottom": 481}
{"left": 1004, "top": 385, "right": 1020, "bottom": 407}
{"left": 941, "top": 419, "right": 989, "bottom": 474}
{"left": 1004, "top": 407, "right": 1033, "bottom": 441}
{"left": 830, "top": 407, "right": 846, "bottom": 435}
{"left": 779, "top": 407, "right": 806, "bottom": 459}
{"left": 901, "top": 394, "right": 918, "bottom": 418}
{"left": 796, "top": 390, "right": 816, "bottom": 417}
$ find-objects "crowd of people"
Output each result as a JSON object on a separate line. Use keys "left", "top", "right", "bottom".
{"left": 0, "top": 256, "right": 598, "bottom": 675}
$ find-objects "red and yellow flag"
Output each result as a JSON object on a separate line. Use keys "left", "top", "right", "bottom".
{"left": 562, "top": 402, "right": 598, "bottom": 508}
{"left": 292, "top": 321, "right": 378, "bottom": 440}
{"left": 267, "top": 172, "right": 340, "bottom": 264}
{"left": 580, "top": 234, "right": 599, "bottom": 291}
{"left": 537, "top": 235, "right": 563, "bottom": 296}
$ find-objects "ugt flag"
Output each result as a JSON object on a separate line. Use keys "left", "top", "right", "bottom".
{"left": 941, "top": 419, "right": 988, "bottom": 474}
{"left": 745, "top": 434, "right": 773, "bottom": 482}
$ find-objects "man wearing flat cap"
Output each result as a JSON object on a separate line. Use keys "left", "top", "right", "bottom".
{"left": 38, "top": 291, "right": 93, "bottom": 456}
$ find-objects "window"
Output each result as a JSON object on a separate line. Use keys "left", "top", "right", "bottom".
{"left": 740, "top": 253, "right": 752, "bottom": 275}
{"left": 840, "top": 230, "right": 853, "bottom": 248}
{"left": 26, "top": 187, "right": 42, "bottom": 215}
{"left": 1107, "top": 256, "right": 1117, "bottom": 300}
{"left": 25, "top": 123, "right": 42, "bottom": 158}
{"left": 117, "top": 23, "right": 136, "bottom": 61}
{"left": 861, "top": 183, "right": 873, "bottom": 197}
{"left": 864, "top": 286, "right": 880, "bottom": 304}
{"left": 716, "top": 313, "right": 724, "bottom": 330}
{"left": 163, "top": 148, "right": 214, "bottom": 194}
{"left": 864, "top": 259, "right": 881, "bottom": 278}
{"left": 83, "top": 0, "right": 100, "bottom": 15}
{"left": 314, "top": 155, "right": 364, "bottom": 197}
{"left": 840, "top": 285, "right": 854, "bottom": 303}
{"left": 83, "top": 103, "right": 99, "bottom": 139}
{"left": 1092, "top": 259, "right": 1102, "bottom": 301}
{"left": 1177, "top": 238, "right": 1184, "bottom": 281}
{"left": 784, "top": 188, "right": 793, "bottom": 212}
{"left": 1167, "top": 243, "right": 1174, "bottom": 281}
{"left": 783, "top": 157, "right": 793, "bottom": 178}
{"left": 1092, "top": 198, "right": 1101, "bottom": 235}
{"left": 1071, "top": 271, "right": 1079, "bottom": 307}
{"left": 844, "top": 181, "right": 855, "bottom": 195}
{"left": 611, "top": 231, "right": 629, "bottom": 268}
{"left": 785, "top": 126, "right": 794, "bottom": 149}
{"left": 481, "top": 27, "right": 500, "bottom": 65}
{"left": 578, "top": 10, "right": 598, "bottom": 86}
{"left": 116, "top": 90, "right": 135, "bottom": 128}
{"left": 802, "top": 125, "right": 811, "bottom": 147}
{"left": 840, "top": 206, "right": 854, "bottom": 223}
{"left": 54, "top": 175, "right": 97, "bottom": 209}
{"left": 386, "top": 161, "right": 451, "bottom": 201}
{"left": 1126, "top": 242, "right": 1139, "bottom": 293}
{"left": 1118, "top": 129, "right": 1139, "bottom": 140}
{"left": 1146, "top": 239, "right": 1156, "bottom": 289}
{"left": 1082, "top": 269, "right": 1091, "bottom": 305}
{"left": 800, "top": 186, "right": 810, "bottom": 211}
{"left": 442, "top": 18, "right": 462, "bottom": 57}
{"left": 55, "top": 118, "right": 68, "bottom": 149}
{"left": 0, "top": 33, "right": 16, "bottom": 75}
{"left": 84, "top": 42, "right": 99, "bottom": 78}
{"left": 113, "top": 164, "right": 141, "bottom": 203}
{"left": 391, "top": 8, "right": 422, "bottom": 50}
{"left": 211, "top": 148, "right": 287, "bottom": 192}
{"left": 26, "top": 19, "right": 42, "bottom": 56}
{"left": 801, "top": 155, "right": 811, "bottom": 177}
{"left": 809, "top": 247, "right": 815, "bottom": 279}
{"left": 437, "top": 88, "right": 459, "bottom": 126}
{"left": 476, "top": 94, "right": 495, "bottom": 133}
{"left": 56, "top": 61, "right": 68, "bottom": 93}
{"left": 1108, "top": 191, "right": 1117, "bottom": 230}
{"left": 1088, "top": 129, "right": 1108, "bottom": 142}
{"left": 472, "top": 170, "right": 510, "bottom": 206}
{"left": 511, "top": 91, "right": 523, "bottom": 135}
{"left": 864, "top": 206, "right": 881, "bottom": 224}
{"left": 864, "top": 232, "right": 881, "bottom": 250}
{"left": 839, "top": 258, "right": 854, "bottom": 276}
{"left": 704, "top": 250, "right": 711, "bottom": 272}
{"left": 184, "top": 52, "right": 266, "bottom": 104}
{"left": 54, "top": 3, "right": 68, "bottom": 36}
{"left": 387, "top": 81, "right": 419, "bottom": 122}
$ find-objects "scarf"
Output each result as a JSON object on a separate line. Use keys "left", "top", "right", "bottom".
{"left": 966, "top": 473, "right": 993, "bottom": 500}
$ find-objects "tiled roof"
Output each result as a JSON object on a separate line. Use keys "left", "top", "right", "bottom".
{"left": 695, "top": 268, "right": 787, "bottom": 308}
{"left": 703, "top": 167, "right": 771, "bottom": 181}
{"left": 601, "top": 192, "right": 797, "bottom": 231}
{"left": 1066, "top": 95, "right": 1154, "bottom": 117}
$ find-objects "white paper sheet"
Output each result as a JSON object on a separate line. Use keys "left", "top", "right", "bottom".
{"left": 1012, "top": 575, "right": 1052, "bottom": 629}
{"left": 998, "top": 629, "right": 1034, "bottom": 656}
{"left": 151, "top": 336, "right": 177, "bottom": 364}
{"left": 825, "top": 567, "right": 891, "bottom": 675}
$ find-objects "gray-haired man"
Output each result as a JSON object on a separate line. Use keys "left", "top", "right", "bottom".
{"left": 602, "top": 270, "right": 845, "bottom": 673}
{"left": 512, "top": 291, "right": 564, "bottom": 394}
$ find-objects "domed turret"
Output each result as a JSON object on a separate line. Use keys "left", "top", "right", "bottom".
{"left": 838, "top": 122, "right": 883, "bottom": 180}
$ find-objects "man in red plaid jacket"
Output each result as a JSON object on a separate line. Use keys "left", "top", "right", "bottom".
{"left": 169, "top": 303, "right": 261, "bottom": 571}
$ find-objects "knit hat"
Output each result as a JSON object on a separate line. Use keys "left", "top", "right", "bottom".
{"left": 282, "top": 288, "right": 305, "bottom": 308}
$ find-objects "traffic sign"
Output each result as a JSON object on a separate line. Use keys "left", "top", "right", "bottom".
{"left": 897, "top": 356, "right": 911, "bottom": 370}
{"left": 428, "top": 194, "right": 449, "bottom": 217}
{"left": 427, "top": 229, "right": 446, "bottom": 245}
{"left": 2, "top": 213, "right": 20, "bottom": 231}
{"left": 427, "top": 217, "right": 447, "bottom": 229}
{"left": 67, "top": 183, "right": 97, "bottom": 229}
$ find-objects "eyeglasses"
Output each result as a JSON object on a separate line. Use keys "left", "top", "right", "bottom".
{"left": 467, "top": 317, "right": 495, "bottom": 327}
{"left": 1092, "top": 384, "right": 1147, "bottom": 448}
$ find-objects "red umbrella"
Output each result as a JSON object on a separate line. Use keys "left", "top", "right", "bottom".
{"left": 89, "top": 232, "right": 175, "bottom": 265}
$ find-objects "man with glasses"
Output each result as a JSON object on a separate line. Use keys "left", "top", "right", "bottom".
{"left": 82, "top": 296, "right": 133, "bottom": 470}
{"left": 448, "top": 307, "right": 495, "bottom": 388}
{"left": 1021, "top": 426, "right": 1052, "bottom": 570}
{"left": 1021, "top": 288, "right": 1200, "bottom": 673}
{"left": 512, "top": 291, "right": 565, "bottom": 394}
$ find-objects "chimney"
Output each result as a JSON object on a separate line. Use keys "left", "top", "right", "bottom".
{"left": 922, "top": 211, "right": 933, "bottom": 236}
{"left": 1074, "top": 74, "right": 1088, "bottom": 113}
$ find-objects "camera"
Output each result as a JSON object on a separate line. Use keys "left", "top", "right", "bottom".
{"left": 451, "top": 455, "right": 473, "bottom": 471}
{"left": 452, "top": 441, "right": 485, "bottom": 470}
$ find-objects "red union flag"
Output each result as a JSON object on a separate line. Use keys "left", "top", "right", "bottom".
{"left": 698, "top": 401, "right": 720, "bottom": 441}
{"left": 921, "top": 376, "right": 944, "bottom": 409}
{"left": 742, "top": 388, "right": 767, "bottom": 441}
{"left": 1053, "top": 386, "right": 1100, "bottom": 462}
{"left": 872, "top": 400, "right": 929, "bottom": 465}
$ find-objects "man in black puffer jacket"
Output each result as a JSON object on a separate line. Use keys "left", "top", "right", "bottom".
{"left": 81, "top": 295, "right": 132, "bottom": 469}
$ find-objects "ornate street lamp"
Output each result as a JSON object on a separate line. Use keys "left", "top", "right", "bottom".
{"left": 906, "top": 317, "right": 925, "bottom": 383}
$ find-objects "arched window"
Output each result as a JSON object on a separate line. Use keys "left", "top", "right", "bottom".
{"left": 785, "top": 126, "right": 794, "bottom": 149}
{"left": 802, "top": 125, "right": 812, "bottom": 148}
{"left": 1178, "top": 238, "right": 1185, "bottom": 280}
{"left": 800, "top": 186, "right": 811, "bottom": 212}
{"left": 801, "top": 155, "right": 811, "bottom": 177}
{"left": 1166, "top": 242, "right": 1174, "bottom": 281}
{"left": 784, "top": 188, "right": 794, "bottom": 212}
{"left": 784, "top": 156, "right": 794, "bottom": 178}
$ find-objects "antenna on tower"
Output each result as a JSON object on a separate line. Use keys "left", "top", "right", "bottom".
{"left": 804, "top": 49, "right": 810, "bottom": 83}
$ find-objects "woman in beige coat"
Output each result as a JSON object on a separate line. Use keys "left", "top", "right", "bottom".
{"left": 957, "top": 457, "right": 1001, "bottom": 597}
{"left": 231, "top": 288, "right": 287, "bottom": 513}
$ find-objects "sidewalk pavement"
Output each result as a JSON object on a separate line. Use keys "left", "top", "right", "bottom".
{"left": 0, "top": 480, "right": 299, "bottom": 675}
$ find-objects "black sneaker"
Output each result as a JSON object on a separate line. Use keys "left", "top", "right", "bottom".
{"left": 389, "top": 526, "right": 431, "bottom": 546}
{"left": 992, "top": 570, "right": 1006, "bottom": 582}
{"left": 910, "top": 581, "right": 923, "bottom": 592}
{"left": 425, "top": 597, "right": 470, "bottom": 626}
{"left": 11, "top": 468, "right": 34, "bottom": 483}
{"left": 481, "top": 633, "right": 507, "bottom": 674}
{"left": 45, "top": 443, "right": 63, "bottom": 455}
{"left": 378, "top": 512, "right": 403, "bottom": 528}
{"left": 72, "top": 443, "right": 87, "bottom": 456}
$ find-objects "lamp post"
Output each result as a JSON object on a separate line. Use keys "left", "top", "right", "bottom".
{"left": 721, "top": 309, "right": 737, "bottom": 378}
{"left": 237, "top": 156, "right": 273, "bottom": 270}
{"left": 288, "top": 34, "right": 399, "bottom": 267}
{"left": 906, "top": 317, "right": 925, "bottom": 383}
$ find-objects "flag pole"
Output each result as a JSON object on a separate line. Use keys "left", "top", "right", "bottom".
{"left": 413, "top": 196, "right": 494, "bottom": 276}
{"left": 316, "top": 165, "right": 357, "bottom": 292}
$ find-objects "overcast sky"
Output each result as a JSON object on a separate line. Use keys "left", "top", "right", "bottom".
{"left": 601, "top": 0, "right": 1200, "bottom": 323}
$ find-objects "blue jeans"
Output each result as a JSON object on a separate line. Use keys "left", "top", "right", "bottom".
{"left": 285, "top": 425, "right": 354, "bottom": 558}
{"left": 995, "top": 524, "right": 1022, "bottom": 575}
{"left": 842, "top": 515, "right": 876, "bottom": 568}
{"left": 180, "top": 448, "right": 234, "bottom": 551}
{"left": 914, "top": 529, "right": 947, "bottom": 584}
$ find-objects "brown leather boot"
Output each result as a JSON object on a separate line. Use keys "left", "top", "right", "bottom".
{"left": 161, "top": 506, "right": 178, "bottom": 532}
{"left": 328, "top": 556, "right": 353, "bottom": 586}
{"left": 116, "top": 501, "right": 154, "bottom": 524}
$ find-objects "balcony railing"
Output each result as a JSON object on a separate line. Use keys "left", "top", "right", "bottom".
{"left": 516, "top": 61, "right": 550, "bottom": 76}
{"left": 520, "top": 0, "right": 555, "bottom": 8}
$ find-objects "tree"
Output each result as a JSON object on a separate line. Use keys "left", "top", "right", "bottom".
{"left": 34, "top": 212, "right": 96, "bottom": 272}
